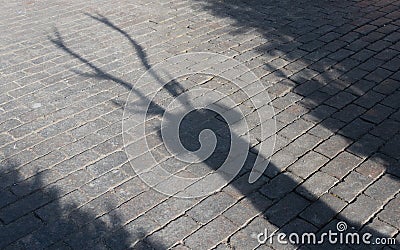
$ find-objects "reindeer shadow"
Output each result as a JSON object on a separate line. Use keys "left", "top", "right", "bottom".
{"left": 47, "top": 13, "right": 399, "bottom": 249}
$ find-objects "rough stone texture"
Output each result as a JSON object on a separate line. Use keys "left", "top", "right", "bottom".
{"left": 0, "top": 0, "right": 399, "bottom": 249}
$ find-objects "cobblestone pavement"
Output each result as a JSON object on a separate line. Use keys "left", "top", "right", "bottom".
{"left": 1, "top": 0, "right": 400, "bottom": 249}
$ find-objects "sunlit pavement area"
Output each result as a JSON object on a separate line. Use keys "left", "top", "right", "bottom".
{"left": 1, "top": 0, "right": 400, "bottom": 249}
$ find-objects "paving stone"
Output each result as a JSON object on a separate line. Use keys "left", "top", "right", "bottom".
{"left": 331, "top": 104, "right": 366, "bottom": 123}
{"left": 276, "top": 104, "right": 309, "bottom": 124}
{"left": 146, "top": 197, "right": 198, "bottom": 226}
{"left": 361, "top": 104, "right": 395, "bottom": 124}
{"left": 360, "top": 218, "right": 398, "bottom": 246}
{"left": 187, "top": 192, "right": 236, "bottom": 224}
{"left": 114, "top": 177, "right": 149, "bottom": 201}
{"left": 0, "top": 0, "right": 399, "bottom": 247}
{"left": 380, "top": 134, "right": 400, "bottom": 159}
{"left": 364, "top": 67, "right": 393, "bottom": 83}
{"left": 0, "top": 190, "right": 52, "bottom": 224}
{"left": 314, "top": 135, "right": 352, "bottom": 159}
{"left": 355, "top": 157, "right": 386, "bottom": 179}
{"left": 222, "top": 198, "right": 263, "bottom": 226}
{"left": 260, "top": 171, "right": 302, "bottom": 200}
{"left": 381, "top": 91, "right": 400, "bottom": 109}
{"left": 104, "top": 214, "right": 160, "bottom": 250}
{"left": 45, "top": 169, "right": 93, "bottom": 197}
{"left": 288, "top": 151, "right": 330, "bottom": 179}
{"left": 300, "top": 193, "right": 347, "bottom": 228}
{"left": 278, "top": 118, "right": 314, "bottom": 141}
{"left": 270, "top": 218, "right": 318, "bottom": 250}
{"left": 347, "top": 133, "right": 385, "bottom": 159}
{"left": 338, "top": 118, "right": 374, "bottom": 140}
{"left": 290, "top": 133, "right": 323, "bottom": 151}
{"left": 184, "top": 215, "right": 237, "bottom": 249}
{"left": 0, "top": 214, "right": 42, "bottom": 249}
{"left": 265, "top": 149, "right": 298, "bottom": 177}
{"left": 324, "top": 91, "right": 357, "bottom": 109}
{"left": 68, "top": 191, "right": 122, "bottom": 227}
{"left": 307, "top": 219, "right": 357, "bottom": 250}
{"left": 339, "top": 194, "right": 382, "bottom": 225}
{"left": 364, "top": 174, "right": 400, "bottom": 204}
{"left": 148, "top": 216, "right": 200, "bottom": 248}
{"left": 373, "top": 79, "right": 400, "bottom": 95}
{"left": 81, "top": 168, "right": 129, "bottom": 198}
{"left": 330, "top": 171, "right": 374, "bottom": 202}
{"left": 303, "top": 104, "right": 337, "bottom": 123}
{"left": 377, "top": 195, "right": 400, "bottom": 229}
{"left": 370, "top": 119, "right": 400, "bottom": 140}
{"left": 86, "top": 151, "right": 127, "bottom": 177}
{"left": 296, "top": 171, "right": 338, "bottom": 201}
{"left": 354, "top": 90, "right": 385, "bottom": 109}
{"left": 36, "top": 190, "right": 89, "bottom": 223}
{"left": 0, "top": 189, "right": 18, "bottom": 209}
{"left": 264, "top": 193, "right": 309, "bottom": 227}
{"left": 320, "top": 151, "right": 363, "bottom": 179}
{"left": 229, "top": 216, "right": 278, "bottom": 250}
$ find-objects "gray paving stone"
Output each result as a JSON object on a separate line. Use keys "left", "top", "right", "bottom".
{"left": 81, "top": 168, "right": 129, "bottom": 198}
{"left": 259, "top": 171, "right": 302, "bottom": 200}
{"left": 320, "top": 151, "right": 363, "bottom": 179}
{"left": 347, "top": 133, "right": 385, "bottom": 159}
{"left": 370, "top": 119, "right": 400, "bottom": 140}
{"left": 148, "top": 216, "right": 200, "bottom": 248}
{"left": 86, "top": 151, "right": 127, "bottom": 177}
{"left": 324, "top": 91, "right": 357, "bottom": 109}
{"left": 264, "top": 193, "right": 310, "bottom": 227}
{"left": 355, "top": 157, "right": 386, "bottom": 179}
{"left": 222, "top": 199, "right": 261, "bottom": 226}
{"left": 0, "top": 189, "right": 17, "bottom": 209}
{"left": 339, "top": 194, "right": 382, "bottom": 225}
{"left": 354, "top": 90, "right": 385, "bottom": 109}
{"left": 332, "top": 104, "right": 366, "bottom": 123}
{"left": 187, "top": 192, "right": 236, "bottom": 224}
{"left": 0, "top": 190, "right": 52, "bottom": 224}
{"left": 270, "top": 218, "right": 318, "bottom": 250}
{"left": 265, "top": 149, "right": 298, "bottom": 177}
{"left": 184, "top": 215, "right": 237, "bottom": 249}
{"left": 330, "top": 171, "right": 374, "bottom": 202}
{"left": 0, "top": 214, "right": 42, "bottom": 249}
{"left": 104, "top": 214, "right": 160, "bottom": 250}
{"left": 146, "top": 197, "right": 198, "bottom": 226}
{"left": 377, "top": 195, "right": 400, "bottom": 229}
{"left": 278, "top": 118, "right": 314, "bottom": 141}
{"left": 380, "top": 134, "right": 400, "bottom": 159}
{"left": 314, "top": 135, "right": 352, "bottom": 159}
{"left": 288, "top": 151, "right": 330, "bottom": 179}
{"left": 296, "top": 171, "right": 338, "bottom": 201}
{"left": 0, "top": 0, "right": 399, "bottom": 247}
{"left": 364, "top": 174, "right": 400, "bottom": 204}
{"left": 230, "top": 216, "right": 278, "bottom": 250}
{"left": 290, "top": 133, "right": 322, "bottom": 151}
{"left": 338, "top": 118, "right": 374, "bottom": 140}
{"left": 361, "top": 104, "right": 395, "bottom": 124}
{"left": 300, "top": 193, "right": 347, "bottom": 228}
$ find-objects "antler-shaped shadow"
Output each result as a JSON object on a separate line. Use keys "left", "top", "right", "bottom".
{"left": 85, "top": 13, "right": 187, "bottom": 102}
{"left": 49, "top": 27, "right": 167, "bottom": 117}
{"left": 49, "top": 12, "right": 264, "bottom": 183}
{"left": 49, "top": 13, "right": 192, "bottom": 116}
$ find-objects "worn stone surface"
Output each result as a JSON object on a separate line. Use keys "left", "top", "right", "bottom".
{"left": 0, "top": 0, "right": 399, "bottom": 249}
